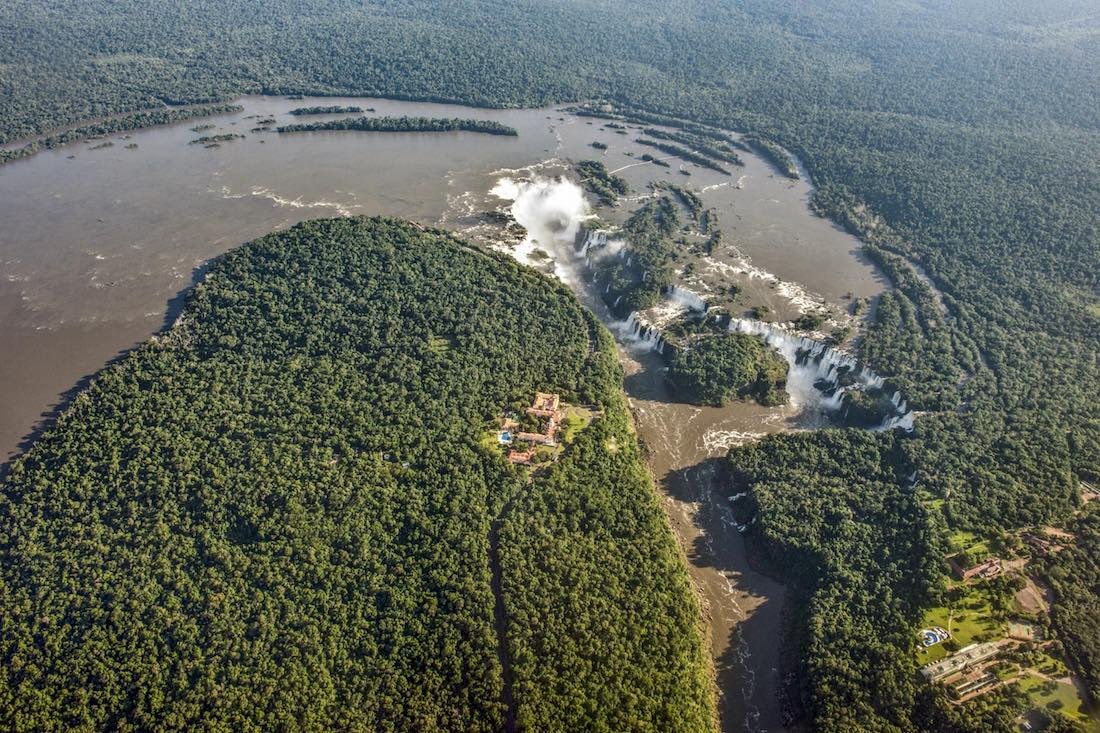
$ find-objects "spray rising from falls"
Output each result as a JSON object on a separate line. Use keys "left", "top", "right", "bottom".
{"left": 494, "top": 177, "right": 668, "bottom": 350}
{"left": 489, "top": 175, "right": 913, "bottom": 433}
{"left": 491, "top": 176, "right": 591, "bottom": 282}
{"left": 666, "top": 285, "right": 708, "bottom": 314}
{"left": 728, "top": 319, "right": 914, "bottom": 431}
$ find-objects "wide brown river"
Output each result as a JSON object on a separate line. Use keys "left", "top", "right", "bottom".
{"left": 0, "top": 96, "right": 884, "bottom": 731}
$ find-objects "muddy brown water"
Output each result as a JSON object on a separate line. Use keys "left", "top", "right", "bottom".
{"left": 0, "top": 96, "right": 884, "bottom": 731}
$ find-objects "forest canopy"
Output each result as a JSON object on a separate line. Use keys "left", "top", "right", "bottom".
{"left": 275, "top": 115, "right": 517, "bottom": 136}
{"left": 666, "top": 333, "right": 788, "bottom": 407}
{"left": 1, "top": 0, "right": 1097, "bottom": 728}
{"left": 0, "top": 218, "right": 714, "bottom": 732}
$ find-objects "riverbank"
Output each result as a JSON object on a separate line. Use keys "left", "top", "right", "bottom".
{"left": 0, "top": 95, "right": 887, "bottom": 732}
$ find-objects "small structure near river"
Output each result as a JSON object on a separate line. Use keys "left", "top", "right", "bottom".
{"left": 498, "top": 392, "right": 564, "bottom": 464}
{"left": 494, "top": 392, "right": 598, "bottom": 465}
{"left": 921, "top": 641, "right": 1005, "bottom": 682}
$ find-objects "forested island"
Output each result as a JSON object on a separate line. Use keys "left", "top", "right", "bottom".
{"left": 0, "top": 218, "right": 713, "bottom": 731}
{"left": 0, "top": 104, "right": 242, "bottom": 165}
{"left": 288, "top": 105, "right": 364, "bottom": 115}
{"left": 635, "top": 138, "right": 732, "bottom": 175}
{"left": 742, "top": 135, "right": 799, "bottom": 179}
{"left": 666, "top": 334, "right": 788, "bottom": 407}
{"left": 641, "top": 128, "right": 746, "bottom": 166}
{"left": 598, "top": 195, "right": 682, "bottom": 316}
{"left": 276, "top": 116, "right": 518, "bottom": 136}
{"left": 575, "top": 159, "right": 628, "bottom": 205}
{"left": 188, "top": 132, "right": 244, "bottom": 145}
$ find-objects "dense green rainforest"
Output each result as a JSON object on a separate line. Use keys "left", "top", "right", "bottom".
{"left": 666, "top": 334, "right": 788, "bottom": 408}
{"left": 275, "top": 115, "right": 518, "bottom": 136}
{"left": 0, "top": 219, "right": 713, "bottom": 731}
{"left": 1, "top": 1, "right": 1098, "bottom": 730}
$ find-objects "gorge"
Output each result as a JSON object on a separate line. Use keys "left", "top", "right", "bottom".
{"left": 1, "top": 95, "right": 902, "bottom": 732}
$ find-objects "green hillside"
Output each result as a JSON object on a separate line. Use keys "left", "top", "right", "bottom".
{"left": 0, "top": 218, "right": 713, "bottom": 732}
{"left": 2, "top": 1, "right": 1097, "bottom": 728}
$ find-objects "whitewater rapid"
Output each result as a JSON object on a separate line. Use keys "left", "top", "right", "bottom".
{"left": 490, "top": 174, "right": 914, "bottom": 432}
{"left": 491, "top": 175, "right": 592, "bottom": 284}
{"left": 728, "top": 318, "right": 914, "bottom": 431}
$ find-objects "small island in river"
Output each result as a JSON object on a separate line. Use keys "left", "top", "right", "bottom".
{"left": 288, "top": 105, "right": 364, "bottom": 115}
{"left": 666, "top": 333, "right": 789, "bottom": 407}
{"left": 277, "top": 115, "right": 518, "bottom": 136}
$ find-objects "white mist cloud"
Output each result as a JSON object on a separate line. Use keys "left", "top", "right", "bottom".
{"left": 495, "top": 176, "right": 590, "bottom": 283}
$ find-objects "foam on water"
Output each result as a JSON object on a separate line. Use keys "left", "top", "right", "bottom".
{"left": 728, "top": 318, "right": 913, "bottom": 431}
{"left": 484, "top": 171, "right": 910, "bottom": 432}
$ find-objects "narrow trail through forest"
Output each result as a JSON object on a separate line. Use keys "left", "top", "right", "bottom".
{"left": 489, "top": 497, "right": 518, "bottom": 732}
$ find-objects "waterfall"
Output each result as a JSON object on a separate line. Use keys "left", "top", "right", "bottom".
{"left": 666, "top": 284, "right": 708, "bottom": 314}
{"left": 625, "top": 312, "right": 640, "bottom": 335}
{"left": 728, "top": 318, "right": 914, "bottom": 432}
{"left": 617, "top": 311, "right": 664, "bottom": 353}
{"left": 494, "top": 175, "right": 913, "bottom": 436}
{"left": 880, "top": 411, "right": 916, "bottom": 432}
{"left": 577, "top": 229, "right": 609, "bottom": 257}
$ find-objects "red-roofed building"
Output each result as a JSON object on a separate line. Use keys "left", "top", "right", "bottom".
{"left": 527, "top": 392, "right": 561, "bottom": 418}
{"left": 508, "top": 449, "right": 534, "bottom": 465}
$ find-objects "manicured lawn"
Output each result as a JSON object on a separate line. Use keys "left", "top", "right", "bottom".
{"left": 1016, "top": 674, "right": 1092, "bottom": 725}
{"left": 946, "top": 529, "right": 990, "bottom": 558}
{"left": 948, "top": 529, "right": 978, "bottom": 552}
{"left": 560, "top": 405, "right": 596, "bottom": 443}
{"left": 1031, "top": 650, "right": 1070, "bottom": 679}
{"left": 534, "top": 443, "right": 562, "bottom": 462}
{"left": 916, "top": 587, "right": 1002, "bottom": 664}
